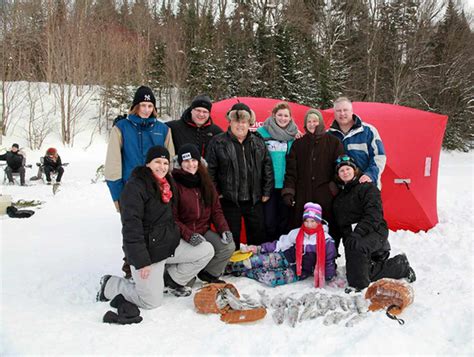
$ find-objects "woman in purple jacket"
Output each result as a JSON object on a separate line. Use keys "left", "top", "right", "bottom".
{"left": 227, "top": 202, "right": 337, "bottom": 287}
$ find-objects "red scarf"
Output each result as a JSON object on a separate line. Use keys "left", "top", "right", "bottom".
{"left": 295, "top": 224, "right": 326, "bottom": 288}
{"left": 153, "top": 174, "right": 173, "bottom": 203}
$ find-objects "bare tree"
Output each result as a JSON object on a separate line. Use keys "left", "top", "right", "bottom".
{"left": 23, "top": 82, "right": 54, "bottom": 150}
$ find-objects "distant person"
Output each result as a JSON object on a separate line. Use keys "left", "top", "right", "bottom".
{"left": 206, "top": 103, "right": 274, "bottom": 249}
{"left": 329, "top": 96, "right": 386, "bottom": 188}
{"left": 166, "top": 94, "right": 222, "bottom": 155}
{"left": 332, "top": 155, "right": 416, "bottom": 291}
{"left": 97, "top": 146, "right": 214, "bottom": 308}
{"left": 43, "top": 147, "right": 64, "bottom": 184}
{"left": 257, "top": 102, "right": 299, "bottom": 242}
{"left": 0, "top": 143, "right": 26, "bottom": 186}
{"left": 104, "top": 86, "right": 175, "bottom": 278}
{"left": 172, "top": 144, "right": 235, "bottom": 283}
{"left": 283, "top": 109, "right": 343, "bottom": 242}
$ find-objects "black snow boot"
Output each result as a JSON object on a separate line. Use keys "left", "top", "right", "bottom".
{"left": 102, "top": 311, "right": 142, "bottom": 325}
{"left": 164, "top": 271, "right": 192, "bottom": 297}
{"left": 197, "top": 270, "right": 226, "bottom": 284}
{"left": 96, "top": 275, "right": 111, "bottom": 302}
{"left": 110, "top": 294, "right": 140, "bottom": 319}
{"left": 406, "top": 266, "right": 417, "bottom": 283}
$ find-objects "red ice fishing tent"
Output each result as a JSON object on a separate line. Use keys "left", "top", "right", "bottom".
{"left": 211, "top": 97, "right": 448, "bottom": 232}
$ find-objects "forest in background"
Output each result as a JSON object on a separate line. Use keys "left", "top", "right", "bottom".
{"left": 1, "top": 0, "right": 473, "bottom": 149}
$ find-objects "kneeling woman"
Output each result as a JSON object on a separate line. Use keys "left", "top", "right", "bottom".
{"left": 332, "top": 155, "right": 416, "bottom": 291}
{"left": 172, "top": 144, "right": 235, "bottom": 283}
{"left": 97, "top": 146, "right": 214, "bottom": 309}
{"left": 227, "top": 203, "right": 336, "bottom": 287}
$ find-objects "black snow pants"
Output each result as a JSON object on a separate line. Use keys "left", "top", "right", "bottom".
{"left": 344, "top": 231, "right": 410, "bottom": 290}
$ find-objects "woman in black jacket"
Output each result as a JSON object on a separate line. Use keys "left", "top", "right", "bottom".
{"left": 97, "top": 146, "right": 213, "bottom": 309}
{"left": 332, "top": 155, "right": 416, "bottom": 291}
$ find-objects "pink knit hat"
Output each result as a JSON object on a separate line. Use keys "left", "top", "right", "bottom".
{"left": 302, "top": 202, "right": 322, "bottom": 222}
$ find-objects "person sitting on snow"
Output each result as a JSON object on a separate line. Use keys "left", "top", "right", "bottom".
{"left": 0, "top": 143, "right": 26, "bottom": 186}
{"left": 43, "top": 147, "right": 64, "bottom": 184}
{"left": 226, "top": 202, "right": 337, "bottom": 287}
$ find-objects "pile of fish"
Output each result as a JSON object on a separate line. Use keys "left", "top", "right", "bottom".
{"left": 215, "top": 288, "right": 264, "bottom": 311}
{"left": 257, "top": 290, "right": 368, "bottom": 328}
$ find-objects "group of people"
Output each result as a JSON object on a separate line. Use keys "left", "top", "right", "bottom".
{"left": 0, "top": 145, "right": 64, "bottom": 185}
{"left": 98, "top": 86, "right": 416, "bottom": 312}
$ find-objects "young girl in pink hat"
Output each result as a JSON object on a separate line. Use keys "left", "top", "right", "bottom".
{"left": 226, "top": 202, "right": 337, "bottom": 287}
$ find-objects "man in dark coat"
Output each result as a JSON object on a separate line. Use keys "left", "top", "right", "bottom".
{"left": 206, "top": 103, "right": 274, "bottom": 248}
{"left": 0, "top": 143, "right": 26, "bottom": 185}
{"left": 166, "top": 94, "right": 223, "bottom": 156}
{"left": 282, "top": 109, "right": 344, "bottom": 241}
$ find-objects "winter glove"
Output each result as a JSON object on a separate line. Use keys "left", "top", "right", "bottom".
{"left": 240, "top": 244, "right": 261, "bottom": 254}
{"left": 282, "top": 194, "right": 295, "bottom": 207}
{"left": 328, "top": 181, "right": 339, "bottom": 196}
{"left": 221, "top": 231, "right": 233, "bottom": 245}
{"left": 189, "top": 233, "right": 206, "bottom": 246}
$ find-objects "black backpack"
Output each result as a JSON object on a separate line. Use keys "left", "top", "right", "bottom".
{"left": 6, "top": 206, "right": 35, "bottom": 218}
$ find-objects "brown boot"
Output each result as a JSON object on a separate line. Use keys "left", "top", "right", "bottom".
{"left": 122, "top": 257, "right": 132, "bottom": 279}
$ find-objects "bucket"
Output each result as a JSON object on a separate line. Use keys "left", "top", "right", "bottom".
{"left": 0, "top": 195, "right": 12, "bottom": 215}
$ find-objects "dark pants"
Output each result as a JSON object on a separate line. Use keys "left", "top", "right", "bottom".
{"left": 44, "top": 165, "right": 64, "bottom": 182}
{"left": 221, "top": 199, "right": 266, "bottom": 249}
{"left": 263, "top": 189, "right": 290, "bottom": 242}
{"left": 345, "top": 232, "right": 409, "bottom": 289}
{"left": 5, "top": 166, "right": 25, "bottom": 185}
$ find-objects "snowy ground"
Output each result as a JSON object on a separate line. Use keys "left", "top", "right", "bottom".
{"left": 0, "top": 145, "right": 473, "bottom": 355}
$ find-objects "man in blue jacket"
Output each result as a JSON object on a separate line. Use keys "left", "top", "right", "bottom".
{"left": 329, "top": 97, "right": 386, "bottom": 189}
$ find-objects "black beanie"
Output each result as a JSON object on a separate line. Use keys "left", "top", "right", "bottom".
{"left": 190, "top": 94, "right": 212, "bottom": 112}
{"left": 335, "top": 154, "right": 358, "bottom": 172}
{"left": 131, "top": 86, "right": 156, "bottom": 110}
{"left": 230, "top": 103, "right": 251, "bottom": 115}
{"left": 146, "top": 145, "right": 170, "bottom": 164}
{"left": 178, "top": 144, "right": 201, "bottom": 165}
{"left": 12, "top": 143, "right": 19, "bottom": 149}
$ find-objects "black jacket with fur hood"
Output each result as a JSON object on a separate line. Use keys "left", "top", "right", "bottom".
{"left": 119, "top": 166, "right": 180, "bottom": 270}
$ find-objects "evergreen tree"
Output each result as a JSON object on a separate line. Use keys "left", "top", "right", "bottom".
{"left": 426, "top": 0, "right": 474, "bottom": 150}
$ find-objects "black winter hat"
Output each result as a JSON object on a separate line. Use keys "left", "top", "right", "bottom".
{"left": 178, "top": 144, "right": 201, "bottom": 165}
{"left": 335, "top": 154, "right": 358, "bottom": 172}
{"left": 131, "top": 86, "right": 156, "bottom": 110}
{"left": 146, "top": 145, "right": 170, "bottom": 164}
{"left": 190, "top": 94, "right": 212, "bottom": 112}
{"left": 230, "top": 103, "right": 251, "bottom": 115}
{"left": 12, "top": 143, "right": 19, "bottom": 149}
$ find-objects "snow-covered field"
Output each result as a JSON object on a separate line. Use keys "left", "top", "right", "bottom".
{"left": 0, "top": 139, "right": 473, "bottom": 355}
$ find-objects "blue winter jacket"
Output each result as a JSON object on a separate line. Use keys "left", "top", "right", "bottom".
{"left": 329, "top": 115, "right": 386, "bottom": 188}
{"left": 106, "top": 115, "right": 171, "bottom": 201}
